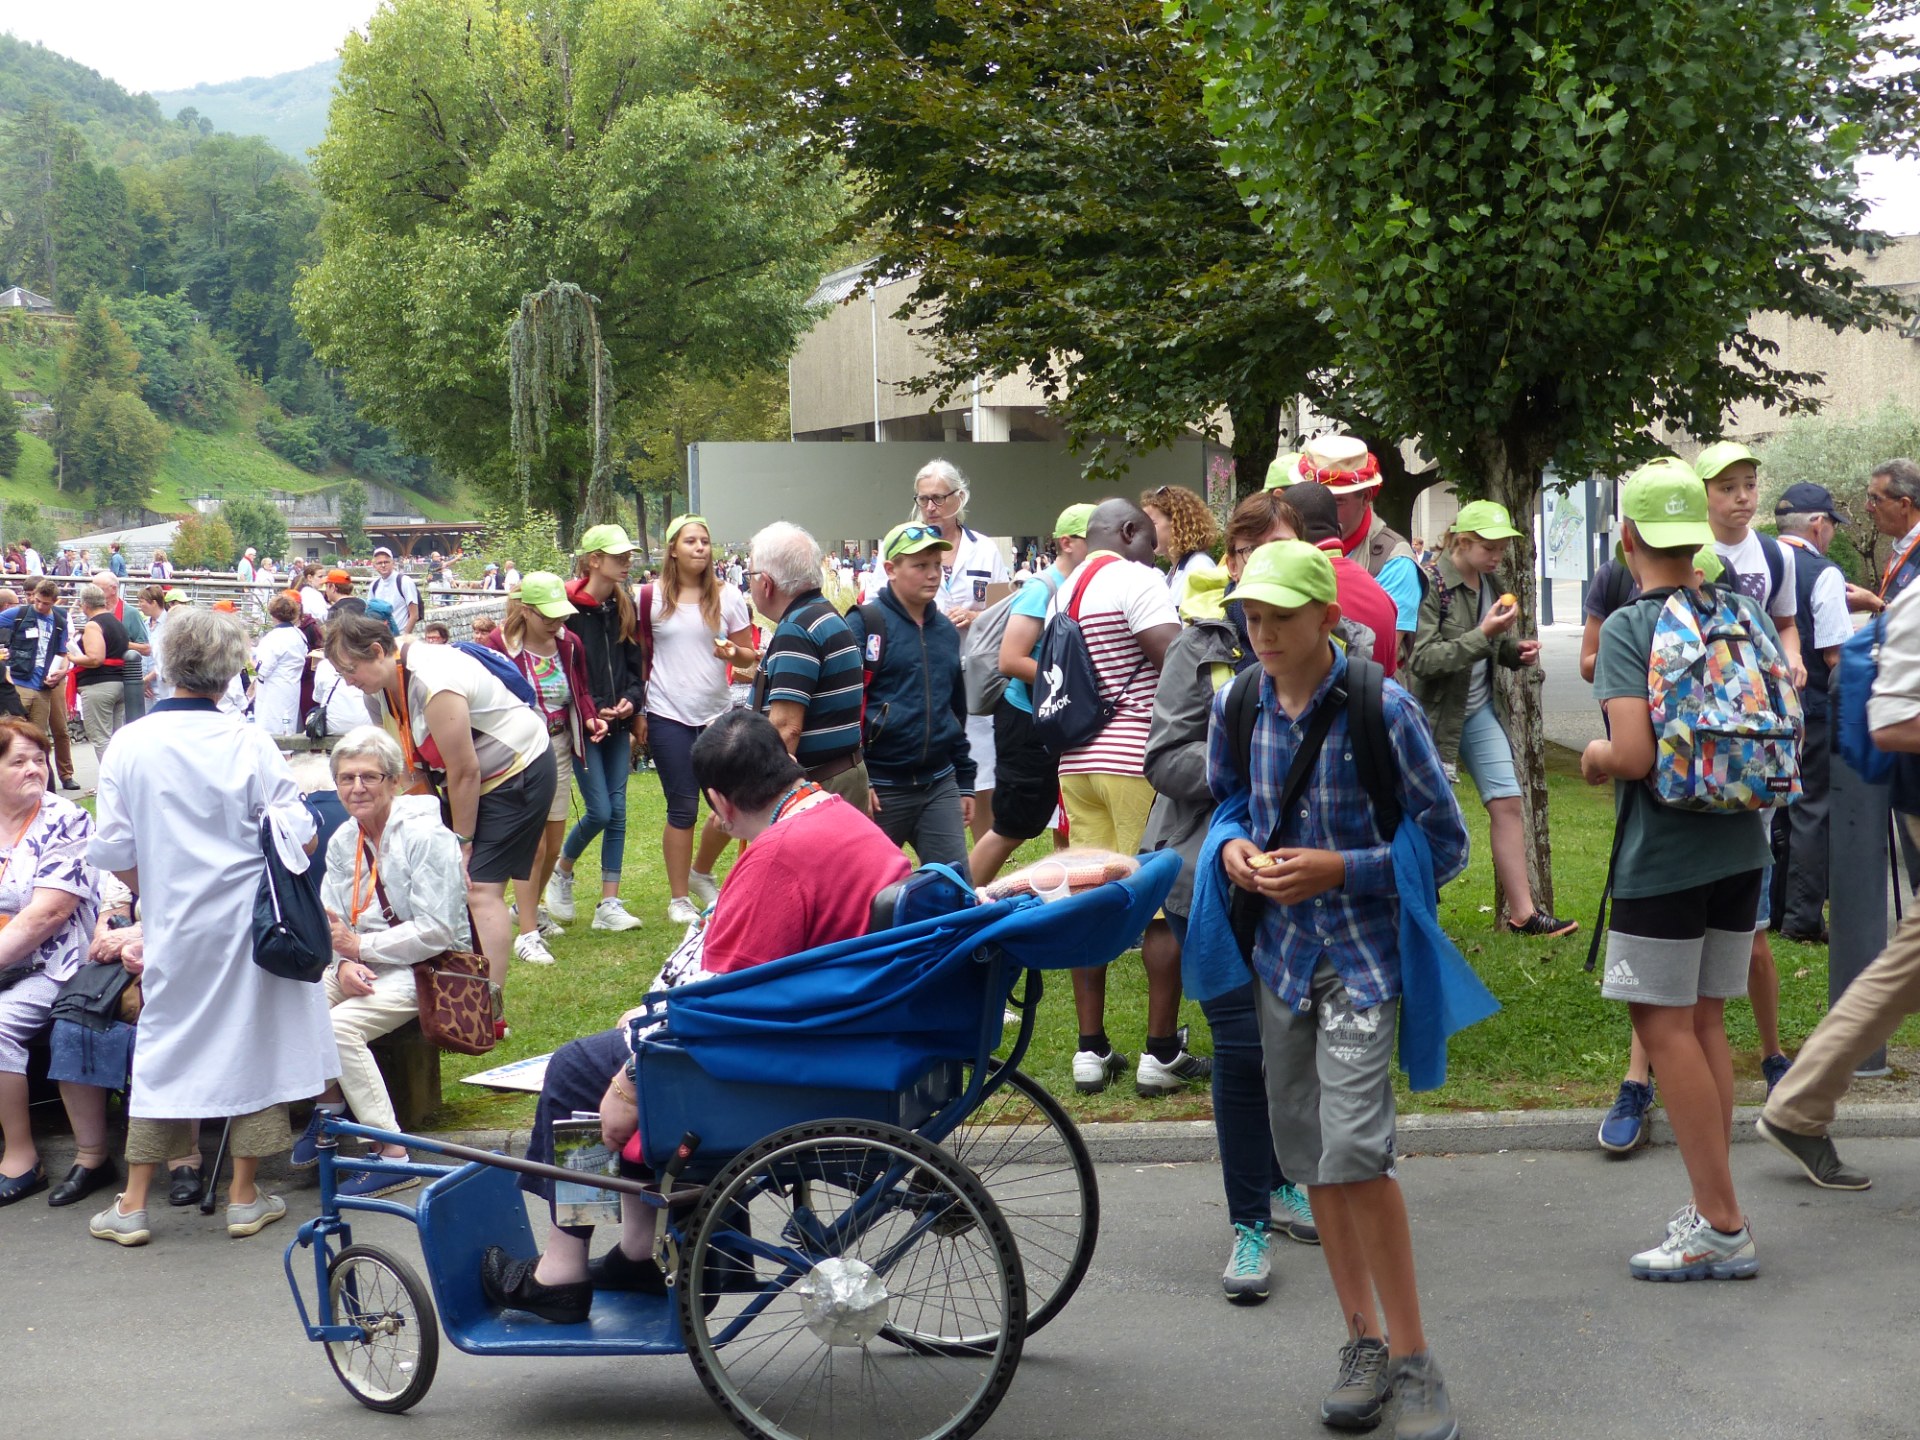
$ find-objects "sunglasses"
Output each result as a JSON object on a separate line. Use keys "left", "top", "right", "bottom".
{"left": 887, "top": 525, "right": 942, "bottom": 558}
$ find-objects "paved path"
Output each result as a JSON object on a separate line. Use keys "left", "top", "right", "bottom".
{"left": 7, "top": 1140, "right": 1917, "bottom": 1438}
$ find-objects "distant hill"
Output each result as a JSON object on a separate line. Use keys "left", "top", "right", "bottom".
{"left": 151, "top": 59, "right": 338, "bottom": 161}
{"left": 0, "top": 34, "right": 185, "bottom": 167}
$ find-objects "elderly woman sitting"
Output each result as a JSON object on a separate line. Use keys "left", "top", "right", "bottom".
{"left": 288, "top": 726, "right": 471, "bottom": 1196}
{"left": 0, "top": 717, "right": 107, "bottom": 1208}
{"left": 481, "top": 711, "right": 911, "bottom": 1324}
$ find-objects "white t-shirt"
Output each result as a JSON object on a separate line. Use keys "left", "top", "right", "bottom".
{"left": 22, "top": 549, "right": 41, "bottom": 576}
{"left": 938, "top": 525, "right": 1011, "bottom": 613}
{"left": 1779, "top": 537, "right": 1851, "bottom": 652}
{"left": 370, "top": 570, "right": 421, "bottom": 631}
{"left": 1044, "top": 553, "right": 1179, "bottom": 776}
{"left": 300, "top": 587, "right": 330, "bottom": 625}
{"left": 644, "top": 582, "right": 752, "bottom": 727}
{"left": 1714, "top": 531, "right": 1797, "bottom": 621}
{"left": 1167, "top": 550, "right": 1215, "bottom": 609}
{"left": 388, "top": 638, "right": 545, "bottom": 792}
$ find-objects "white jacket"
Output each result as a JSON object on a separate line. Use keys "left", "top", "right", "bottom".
{"left": 321, "top": 795, "right": 472, "bottom": 987}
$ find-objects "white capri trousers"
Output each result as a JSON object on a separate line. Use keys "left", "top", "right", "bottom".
{"left": 323, "top": 963, "right": 419, "bottom": 1134}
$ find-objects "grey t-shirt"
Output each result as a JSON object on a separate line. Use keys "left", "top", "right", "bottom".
{"left": 1463, "top": 583, "right": 1493, "bottom": 715}
{"left": 1593, "top": 591, "right": 1775, "bottom": 899}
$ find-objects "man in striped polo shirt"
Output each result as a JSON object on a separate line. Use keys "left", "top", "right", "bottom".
{"left": 748, "top": 522, "right": 870, "bottom": 811}
{"left": 1045, "top": 499, "right": 1200, "bottom": 1096}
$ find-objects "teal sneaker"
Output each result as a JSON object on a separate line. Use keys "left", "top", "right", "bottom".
{"left": 1221, "top": 1222, "right": 1271, "bottom": 1304}
{"left": 1271, "top": 1182, "right": 1320, "bottom": 1245}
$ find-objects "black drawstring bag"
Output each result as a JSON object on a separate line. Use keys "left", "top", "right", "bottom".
{"left": 49, "top": 961, "right": 135, "bottom": 1030}
{"left": 252, "top": 806, "right": 331, "bottom": 983}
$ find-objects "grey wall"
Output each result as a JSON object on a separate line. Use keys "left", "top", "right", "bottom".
{"left": 689, "top": 440, "right": 1219, "bottom": 549}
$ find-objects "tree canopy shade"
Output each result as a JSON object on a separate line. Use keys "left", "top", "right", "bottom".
{"left": 295, "top": 0, "right": 841, "bottom": 537}
{"left": 1180, "top": 0, "right": 1920, "bottom": 913}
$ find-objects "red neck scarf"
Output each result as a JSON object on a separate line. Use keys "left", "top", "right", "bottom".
{"left": 1339, "top": 506, "right": 1373, "bottom": 557}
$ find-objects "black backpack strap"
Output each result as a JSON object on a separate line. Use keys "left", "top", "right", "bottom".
{"left": 1605, "top": 561, "right": 1634, "bottom": 615}
{"left": 1758, "top": 532, "right": 1785, "bottom": 608}
{"left": 1585, "top": 824, "right": 1626, "bottom": 974}
{"left": 1227, "top": 665, "right": 1262, "bottom": 794}
{"left": 1342, "top": 656, "right": 1401, "bottom": 840}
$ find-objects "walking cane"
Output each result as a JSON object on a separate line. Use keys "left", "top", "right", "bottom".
{"left": 198, "top": 1117, "right": 232, "bottom": 1216}
{"left": 1891, "top": 812, "right": 1905, "bottom": 924}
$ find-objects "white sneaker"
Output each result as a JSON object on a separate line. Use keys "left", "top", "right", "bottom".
{"left": 513, "top": 930, "right": 556, "bottom": 965}
{"left": 545, "top": 870, "right": 576, "bottom": 922}
{"left": 688, "top": 870, "right": 720, "bottom": 909}
{"left": 1072, "top": 1048, "right": 1129, "bottom": 1095}
{"left": 536, "top": 906, "right": 564, "bottom": 939}
{"left": 666, "top": 897, "right": 701, "bottom": 926}
{"left": 593, "top": 898, "right": 643, "bottom": 932}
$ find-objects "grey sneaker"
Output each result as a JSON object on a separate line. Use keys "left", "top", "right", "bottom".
{"left": 226, "top": 1190, "right": 288, "bottom": 1238}
{"left": 1391, "top": 1351, "right": 1459, "bottom": 1440}
{"left": 1629, "top": 1206, "right": 1758, "bottom": 1281}
{"left": 1221, "top": 1222, "right": 1272, "bottom": 1305}
{"left": 1755, "top": 1114, "right": 1872, "bottom": 1190}
{"left": 89, "top": 1194, "right": 152, "bottom": 1247}
{"left": 1322, "top": 1335, "right": 1392, "bottom": 1430}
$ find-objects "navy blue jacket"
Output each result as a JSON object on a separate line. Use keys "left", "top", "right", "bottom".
{"left": 852, "top": 587, "right": 976, "bottom": 791}
{"left": 0, "top": 604, "right": 69, "bottom": 690}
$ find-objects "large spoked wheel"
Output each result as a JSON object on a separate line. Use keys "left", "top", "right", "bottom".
{"left": 943, "top": 1065, "right": 1097, "bottom": 1337}
{"left": 324, "top": 1244, "right": 439, "bottom": 1414}
{"left": 681, "top": 1120, "right": 1026, "bottom": 1440}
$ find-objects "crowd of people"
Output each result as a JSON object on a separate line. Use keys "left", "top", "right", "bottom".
{"left": 9, "top": 440, "right": 1920, "bottom": 1440}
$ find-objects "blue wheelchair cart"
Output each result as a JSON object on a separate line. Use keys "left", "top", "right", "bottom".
{"left": 284, "top": 852, "right": 1178, "bottom": 1440}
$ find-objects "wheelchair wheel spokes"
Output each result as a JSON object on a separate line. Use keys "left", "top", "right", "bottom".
{"left": 945, "top": 1066, "right": 1098, "bottom": 1336}
{"left": 684, "top": 1121, "right": 1025, "bottom": 1440}
{"left": 325, "top": 1244, "right": 439, "bottom": 1413}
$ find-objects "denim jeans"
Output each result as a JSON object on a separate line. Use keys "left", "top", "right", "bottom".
{"left": 563, "top": 730, "right": 631, "bottom": 878}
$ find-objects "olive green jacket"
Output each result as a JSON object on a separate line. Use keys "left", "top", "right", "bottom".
{"left": 1403, "top": 550, "right": 1523, "bottom": 765}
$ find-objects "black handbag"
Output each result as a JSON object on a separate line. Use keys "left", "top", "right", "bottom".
{"left": 251, "top": 806, "right": 332, "bottom": 983}
{"left": 0, "top": 959, "right": 43, "bottom": 994}
{"left": 49, "top": 961, "right": 135, "bottom": 1031}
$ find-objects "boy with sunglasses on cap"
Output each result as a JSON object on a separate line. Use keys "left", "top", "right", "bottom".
{"left": 1209, "top": 540, "right": 1468, "bottom": 1439}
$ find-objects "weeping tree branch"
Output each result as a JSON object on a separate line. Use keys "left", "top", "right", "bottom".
{"left": 506, "top": 279, "right": 620, "bottom": 537}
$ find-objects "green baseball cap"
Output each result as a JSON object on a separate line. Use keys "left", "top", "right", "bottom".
{"left": 882, "top": 522, "right": 954, "bottom": 562}
{"left": 578, "top": 523, "right": 635, "bottom": 556}
{"left": 1054, "top": 503, "right": 1096, "bottom": 539}
{"left": 1232, "top": 539, "right": 1338, "bottom": 610}
{"left": 1452, "top": 499, "right": 1523, "bottom": 540}
{"left": 663, "top": 514, "right": 708, "bottom": 548}
{"left": 162, "top": 588, "right": 188, "bottom": 604}
{"left": 1263, "top": 451, "right": 1303, "bottom": 489}
{"left": 1693, "top": 440, "right": 1759, "bottom": 482}
{"left": 1622, "top": 457, "right": 1713, "bottom": 549}
{"left": 515, "top": 570, "right": 576, "bottom": 618}
{"left": 1695, "top": 546, "right": 1724, "bottom": 584}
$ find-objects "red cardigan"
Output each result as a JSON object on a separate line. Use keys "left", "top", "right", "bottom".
{"left": 486, "top": 627, "right": 601, "bottom": 754}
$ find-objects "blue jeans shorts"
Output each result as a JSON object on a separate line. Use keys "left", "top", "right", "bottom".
{"left": 1457, "top": 703, "right": 1521, "bottom": 803}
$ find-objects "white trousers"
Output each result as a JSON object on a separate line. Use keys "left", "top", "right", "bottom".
{"left": 324, "top": 965, "right": 418, "bottom": 1134}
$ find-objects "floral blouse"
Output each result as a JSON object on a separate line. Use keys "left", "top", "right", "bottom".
{"left": 0, "top": 794, "right": 100, "bottom": 984}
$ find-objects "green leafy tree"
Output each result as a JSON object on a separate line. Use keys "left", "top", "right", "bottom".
{"left": 170, "top": 512, "right": 237, "bottom": 571}
{"left": 110, "top": 290, "right": 240, "bottom": 430}
{"left": 67, "top": 385, "right": 169, "bottom": 511}
{"left": 1182, "top": 0, "right": 1920, "bottom": 914}
{"left": 295, "top": 0, "right": 843, "bottom": 539}
{"left": 337, "top": 478, "right": 370, "bottom": 558}
{"left": 218, "top": 495, "right": 289, "bottom": 566}
{"left": 455, "top": 504, "right": 569, "bottom": 586}
{"left": 3, "top": 501, "right": 58, "bottom": 560}
{"left": 0, "top": 105, "right": 83, "bottom": 303}
{"left": 619, "top": 367, "right": 788, "bottom": 550}
{"left": 0, "top": 392, "right": 21, "bottom": 478}
{"left": 1757, "top": 400, "right": 1920, "bottom": 578}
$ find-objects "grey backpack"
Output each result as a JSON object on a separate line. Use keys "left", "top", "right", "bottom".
{"left": 961, "top": 569, "right": 1061, "bottom": 715}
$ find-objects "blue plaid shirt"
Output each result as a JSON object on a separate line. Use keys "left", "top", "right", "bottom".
{"left": 1206, "top": 646, "right": 1469, "bottom": 1012}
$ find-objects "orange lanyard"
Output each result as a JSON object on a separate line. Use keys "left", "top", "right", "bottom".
{"left": 1884, "top": 531, "right": 1920, "bottom": 599}
{"left": 349, "top": 839, "right": 381, "bottom": 927}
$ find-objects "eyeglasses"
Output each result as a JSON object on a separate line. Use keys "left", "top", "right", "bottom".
{"left": 335, "top": 772, "right": 388, "bottom": 791}
{"left": 914, "top": 490, "right": 959, "bottom": 508}
{"left": 1867, "top": 491, "right": 1906, "bottom": 508}
{"left": 1229, "top": 545, "right": 1261, "bottom": 563}
{"left": 887, "top": 525, "right": 939, "bottom": 558}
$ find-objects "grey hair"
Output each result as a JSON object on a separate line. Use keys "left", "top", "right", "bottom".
{"left": 329, "top": 724, "right": 408, "bottom": 784}
{"left": 912, "top": 457, "right": 970, "bottom": 519}
{"left": 1774, "top": 512, "right": 1817, "bottom": 538}
{"left": 283, "top": 753, "right": 337, "bottom": 796}
{"left": 90, "top": 570, "right": 119, "bottom": 590}
{"left": 1873, "top": 458, "right": 1920, "bottom": 505}
{"left": 750, "top": 522, "right": 823, "bottom": 595}
{"left": 161, "top": 608, "right": 250, "bottom": 695}
{"left": 76, "top": 583, "right": 107, "bottom": 610}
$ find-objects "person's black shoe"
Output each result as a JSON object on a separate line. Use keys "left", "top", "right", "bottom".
{"left": 167, "top": 1166, "right": 204, "bottom": 1208}
{"left": 588, "top": 1244, "right": 669, "bottom": 1294}
{"left": 59, "top": 778, "right": 81, "bottom": 792}
{"left": 1505, "top": 909, "right": 1579, "bottom": 938}
{"left": 480, "top": 1245, "right": 593, "bottom": 1323}
{"left": 0, "top": 1163, "right": 47, "bottom": 1207}
{"left": 48, "top": 1159, "right": 118, "bottom": 1208}
{"left": 1780, "top": 927, "right": 1829, "bottom": 945}
{"left": 1755, "top": 1114, "right": 1872, "bottom": 1190}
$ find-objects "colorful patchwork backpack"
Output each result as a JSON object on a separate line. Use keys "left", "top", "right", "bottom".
{"left": 1642, "top": 584, "right": 1802, "bottom": 812}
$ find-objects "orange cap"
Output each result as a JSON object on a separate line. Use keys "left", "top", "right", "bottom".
{"left": 211, "top": 599, "right": 237, "bottom": 613}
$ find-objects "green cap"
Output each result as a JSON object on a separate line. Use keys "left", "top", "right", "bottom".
{"left": 882, "top": 522, "right": 954, "bottom": 562}
{"left": 1232, "top": 540, "right": 1338, "bottom": 610}
{"left": 1452, "top": 499, "right": 1523, "bottom": 540}
{"left": 1694, "top": 546, "right": 1725, "bottom": 584}
{"left": 1263, "top": 451, "right": 1303, "bottom": 489}
{"left": 1693, "top": 441, "right": 1759, "bottom": 482}
{"left": 162, "top": 588, "right": 188, "bottom": 604}
{"left": 1622, "top": 457, "right": 1713, "bottom": 549}
{"left": 663, "top": 514, "right": 708, "bottom": 548}
{"left": 578, "top": 523, "right": 635, "bottom": 556}
{"left": 1054, "top": 503, "right": 1096, "bottom": 539}
{"left": 515, "top": 570, "right": 576, "bottom": 618}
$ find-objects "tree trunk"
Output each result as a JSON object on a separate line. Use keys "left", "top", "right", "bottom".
{"left": 1372, "top": 454, "right": 1440, "bottom": 541}
{"left": 1227, "top": 395, "right": 1288, "bottom": 499}
{"left": 1482, "top": 440, "right": 1555, "bottom": 923}
{"left": 634, "top": 488, "right": 650, "bottom": 558}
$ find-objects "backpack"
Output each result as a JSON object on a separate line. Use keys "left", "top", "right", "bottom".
{"left": 963, "top": 569, "right": 1061, "bottom": 715}
{"left": 1224, "top": 655, "right": 1399, "bottom": 961}
{"left": 1641, "top": 584, "right": 1802, "bottom": 813}
{"left": 1835, "top": 613, "right": 1895, "bottom": 784}
{"left": 454, "top": 640, "right": 539, "bottom": 707}
{"left": 249, "top": 804, "right": 333, "bottom": 984}
{"left": 1030, "top": 554, "right": 1142, "bottom": 754}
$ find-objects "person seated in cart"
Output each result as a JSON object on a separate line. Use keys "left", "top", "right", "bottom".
{"left": 482, "top": 710, "right": 911, "bottom": 1323}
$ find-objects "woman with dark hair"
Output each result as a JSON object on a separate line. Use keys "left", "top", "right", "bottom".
{"left": 253, "top": 592, "right": 309, "bottom": 737}
{"left": 479, "top": 710, "right": 910, "bottom": 1324}
{"left": 546, "top": 525, "right": 649, "bottom": 933}
{"left": 1142, "top": 483, "right": 1223, "bottom": 606}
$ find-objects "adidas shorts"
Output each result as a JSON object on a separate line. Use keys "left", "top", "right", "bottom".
{"left": 1255, "top": 960, "right": 1399, "bottom": 1187}
{"left": 1600, "top": 870, "right": 1763, "bottom": 1007}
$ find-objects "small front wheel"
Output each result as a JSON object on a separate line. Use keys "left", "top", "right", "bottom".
{"left": 325, "top": 1244, "right": 439, "bottom": 1413}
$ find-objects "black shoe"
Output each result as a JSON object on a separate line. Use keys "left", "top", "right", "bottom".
{"left": 1755, "top": 1115, "right": 1872, "bottom": 1190}
{"left": 0, "top": 1163, "right": 47, "bottom": 1207}
{"left": 1780, "top": 927, "right": 1829, "bottom": 945}
{"left": 480, "top": 1245, "right": 593, "bottom": 1323}
{"left": 1505, "top": 909, "right": 1579, "bottom": 938}
{"left": 167, "top": 1166, "right": 204, "bottom": 1208}
{"left": 48, "top": 1159, "right": 118, "bottom": 1208}
{"left": 59, "top": 778, "right": 80, "bottom": 791}
{"left": 588, "top": 1244, "right": 669, "bottom": 1294}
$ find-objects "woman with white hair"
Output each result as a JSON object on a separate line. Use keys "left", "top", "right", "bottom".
{"left": 86, "top": 607, "right": 333, "bottom": 1247}
{"left": 911, "top": 459, "right": 1009, "bottom": 842}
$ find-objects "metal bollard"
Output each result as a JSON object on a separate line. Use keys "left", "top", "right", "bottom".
{"left": 1826, "top": 757, "right": 1892, "bottom": 1077}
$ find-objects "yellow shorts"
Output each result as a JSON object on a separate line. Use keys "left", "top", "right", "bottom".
{"left": 1059, "top": 773, "right": 1157, "bottom": 856}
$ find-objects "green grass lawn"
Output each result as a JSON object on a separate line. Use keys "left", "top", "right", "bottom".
{"left": 1, "top": 432, "right": 78, "bottom": 512}
{"left": 426, "top": 746, "right": 1918, "bottom": 1131}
